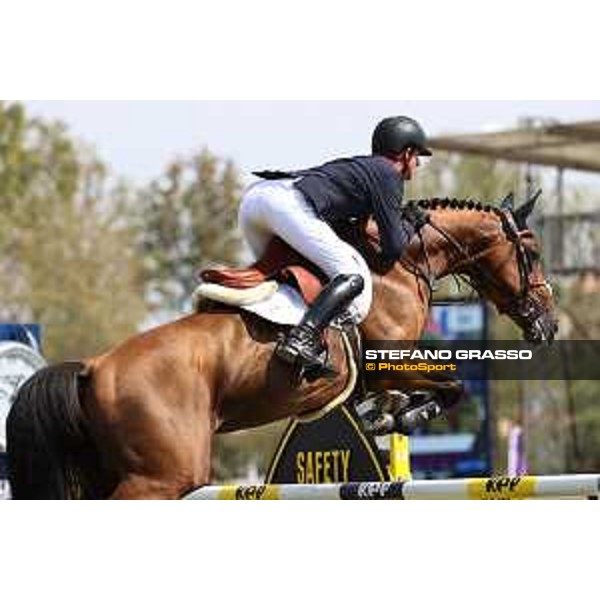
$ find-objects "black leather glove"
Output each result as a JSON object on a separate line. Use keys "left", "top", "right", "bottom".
{"left": 402, "top": 203, "right": 430, "bottom": 230}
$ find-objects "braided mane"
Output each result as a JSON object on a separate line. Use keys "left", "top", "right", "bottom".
{"left": 351, "top": 197, "right": 504, "bottom": 273}
{"left": 407, "top": 197, "right": 501, "bottom": 215}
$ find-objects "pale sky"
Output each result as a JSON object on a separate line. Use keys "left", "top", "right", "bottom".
{"left": 24, "top": 100, "right": 600, "bottom": 190}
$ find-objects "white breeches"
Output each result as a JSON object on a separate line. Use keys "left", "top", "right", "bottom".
{"left": 239, "top": 179, "right": 372, "bottom": 323}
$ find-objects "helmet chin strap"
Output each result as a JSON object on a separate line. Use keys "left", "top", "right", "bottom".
{"left": 385, "top": 149, "right": 416, "bottom": 179}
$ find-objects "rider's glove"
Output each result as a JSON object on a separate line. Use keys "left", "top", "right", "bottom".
{"left": 402, "top": 203, "right": 430, "bottom": 230}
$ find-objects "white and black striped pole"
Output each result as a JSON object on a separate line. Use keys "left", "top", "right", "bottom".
{"left": 184, "top": 474, "right": 600, "bottom": 500}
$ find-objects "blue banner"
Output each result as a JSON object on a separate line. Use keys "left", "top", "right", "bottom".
{"left": 0, "top": 323, "right": 42, "bottom": 351}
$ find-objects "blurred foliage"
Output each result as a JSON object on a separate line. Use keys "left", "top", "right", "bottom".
{"left": 136, "top": 149, "right": 243, "bottom": 314}
{"left": 0, "top": 101, "right": 146, "bottom": 360}
{"left": 212, "top": 421, "right": 288, "bottom": 483}
{"left": 406, "top": 151, "right": 524, "bottom": 201}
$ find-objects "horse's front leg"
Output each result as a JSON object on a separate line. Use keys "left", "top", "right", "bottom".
{"left": 359, "top": 371, "right": 465, "bottom": 434}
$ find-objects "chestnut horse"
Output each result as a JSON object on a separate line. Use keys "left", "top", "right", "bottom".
{"left": 6, "top": 194, "right": 557, "bottom": 499}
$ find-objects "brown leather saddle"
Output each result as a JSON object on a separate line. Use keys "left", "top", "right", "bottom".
{"left": 198, "top": 237, "right": 327, "bottom": 305}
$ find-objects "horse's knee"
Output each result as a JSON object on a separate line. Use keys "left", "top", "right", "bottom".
{"left": 439, "top": 380, "right": 465, "bottom": 408}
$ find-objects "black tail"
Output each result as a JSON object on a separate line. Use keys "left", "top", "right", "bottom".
{"left": 6, "top": 362, "right": 107, "bottom": 499}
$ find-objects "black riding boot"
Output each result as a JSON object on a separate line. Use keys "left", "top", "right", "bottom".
{"left": 275, "top": 274, "right": 364, "bottom": 377}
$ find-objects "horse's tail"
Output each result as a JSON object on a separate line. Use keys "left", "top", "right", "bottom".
{"left": 6, "top": 361, "right": 106, "bottom": 499}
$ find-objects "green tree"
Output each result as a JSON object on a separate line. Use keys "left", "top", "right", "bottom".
{"left": 406, "top": 151, "right": 523, "bottom": 201}
{"left": 137, "top": 148, "right": 243, "bottom": 314}
{"left": 0, "top": 101, "right": 146, "bottom": 360}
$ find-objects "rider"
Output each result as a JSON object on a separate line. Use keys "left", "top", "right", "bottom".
{"left": 239, "top": 116, "right": 432, "bottom": 378}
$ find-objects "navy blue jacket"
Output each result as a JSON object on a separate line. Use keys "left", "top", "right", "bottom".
{"left": 254, "top": 155, "right": 414, "bottom": 261}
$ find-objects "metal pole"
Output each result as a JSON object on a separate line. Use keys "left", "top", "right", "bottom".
{"left": 185, "top": 474, "right": 600, "bottom": 500}
{"left": 556, "top": 167, "right": 564, "bottom": 270}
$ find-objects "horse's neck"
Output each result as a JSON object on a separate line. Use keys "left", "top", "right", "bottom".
{"left": 406, "top": 208, "right": 501, "bottom": 280}
{"left": 362, "top": 208, "right": 500, "bottom": 342}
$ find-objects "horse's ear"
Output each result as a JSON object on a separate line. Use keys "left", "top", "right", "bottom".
{"left": 514, "top": 189, "right": 542, "bottom": 229}
{"left": 500, "top": 192, "right": 515, "bottom": 211}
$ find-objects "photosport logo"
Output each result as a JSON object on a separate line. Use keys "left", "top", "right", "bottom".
{"left": 364, "top": 358, "right": 458, "bottom": 374}
{"left": 361, "top": 340, "right": 600, "bottom": 381}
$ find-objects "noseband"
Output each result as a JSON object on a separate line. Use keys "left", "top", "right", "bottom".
{"left": 494, "top": 209, "right": 552, "bottom": 321}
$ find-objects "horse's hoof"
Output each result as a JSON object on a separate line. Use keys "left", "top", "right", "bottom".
{"left": 361, "top": 411, "right": 395, "bottom": 436}
{"left": 395, "top": 400, "right": 442, "bottom": 434}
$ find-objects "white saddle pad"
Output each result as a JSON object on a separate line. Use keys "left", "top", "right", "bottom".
{"left": 192, "top": 281, "right": 308, "bottom": 325}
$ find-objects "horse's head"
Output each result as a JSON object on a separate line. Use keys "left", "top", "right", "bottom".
{"left": 466, "top": 192, "right": 558, "bottom": 344}
{"left": 353, "top": 197, "right": 558, "bottom": 344}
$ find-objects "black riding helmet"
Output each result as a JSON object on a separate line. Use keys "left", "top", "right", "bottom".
{"left": 372, "top": 116, "right": 433, "bottom": 157}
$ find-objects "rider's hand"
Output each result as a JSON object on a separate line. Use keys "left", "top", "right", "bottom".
{"left": 402, "top": 203, "right": 430, "bottom": 230}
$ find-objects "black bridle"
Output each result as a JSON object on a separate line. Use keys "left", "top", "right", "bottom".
{"left": 493, "top": 209, "right": 552, "bottom": 322}
{"left": 402, "top": 208, "right": 552, "bottom": 324}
